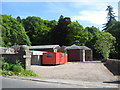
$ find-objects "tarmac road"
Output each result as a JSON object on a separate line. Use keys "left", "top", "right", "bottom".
{"left": 31, "top": 61, "right": 117, "bottom": 82}
{"left": 1, "top": 76, "right": 119, "bottom": 88}
{"left": 2, "top": 77, "right": 82, "bottom": 88}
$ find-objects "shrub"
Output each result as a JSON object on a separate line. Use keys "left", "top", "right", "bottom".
{"left": 2, "top": 62, "right": 10, "bottom": 70}
{"left": 2, "top": 61, "right": 14, "bottom": 71}
{"left": 2, "top": 70, "right": 14, "bottom": 76}
{"left": 0, "top": 69, "right": 2, "bottom": 75}
{"left": 2, "top": 60, "right": 24, "bottom": 72}
{"left": 8, "top": 63, "right": 14, "bottom": 71}
{"left": 11, "top": 60, "right": 24, "bottom": 73}
{"left": 1, "top": 59, "right": 38, "bottom": 77}
{"left": 15, "top": 60, "right": 23, "bottom": 66}
{"left": 21, "top": 70, "right": 38, "bottom": 77}
{"left": 0, "top": 57, "right": 4, "bottom": 68}
{"left": 12, "top": 65, "right": 24, "bottom": 72}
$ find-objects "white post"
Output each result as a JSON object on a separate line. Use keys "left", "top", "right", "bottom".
{"left": 83, "top": 50, "right": 85, "bottom": 62}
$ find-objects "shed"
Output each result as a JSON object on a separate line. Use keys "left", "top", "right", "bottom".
{"left": 65, "top": 44, "right": 93, "bottom": 62}
{"left": 31, "top": 51, "right": 46, "bottom": 65}
{"left": 29, "top": 45, "right": 60, "bottom": 52}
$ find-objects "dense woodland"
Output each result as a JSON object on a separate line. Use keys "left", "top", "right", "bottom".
{"left": 0, "top": 5, "right": 120, "bottom": 59}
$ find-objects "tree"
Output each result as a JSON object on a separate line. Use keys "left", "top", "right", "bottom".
{"left": 85, "top": 26, "right": 100, "bottom": 45}
{"left": 103, "top": 5, "right": 116, "bottom": 30}
{"left": 43, "top": 20, "right": 58, "bottom": 44}
{"left": 85, "top": 26, "right": 101, "bottom": 59}
{"left": 16, "top": 16, "right": 22, "bottom": 23}
{"left": 66, "top": 22, "right": 88, "bottom": 46}
{"left": 106, "top": 22, "right": 120, "bottom": 59}
{"left": 1, "top": 15, "right": 31, "bottom": 47}
{"left": 94, "top": 32, "right": 116, "bottom": 59}
{"left": 58, "top": 15, "right": 64, "bottom": 24}
{"left": 52, "top": 15, "right": 71, "bottom": 46}
{"left": 22, "top": 16, "right": 56, "bottom": 45}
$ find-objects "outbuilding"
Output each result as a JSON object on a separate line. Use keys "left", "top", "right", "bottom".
{"left": 29, "top": 45, "right": 60, "bottom": 52}
{"left": 31, "top": 51, "right": 46, "bottom": 65}
{"left": 63, "top": 44, "right": 93, "bottom": 62}
{"left": 29, "top": 45, "right": 61, "bottom": 65}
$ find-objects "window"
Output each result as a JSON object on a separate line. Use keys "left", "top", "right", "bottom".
{"left": 61, "top": 53, "right": 64, "bottom": 57}
{"left": 46, "top": 53, "right": 52, "bottom": 58}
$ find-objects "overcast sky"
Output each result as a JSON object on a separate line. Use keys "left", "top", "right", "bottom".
{"left": 1, "top": 0, "right": 119, "bottom": 30}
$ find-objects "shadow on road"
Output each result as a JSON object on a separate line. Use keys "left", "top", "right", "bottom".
{"left": 103, "top": 80, "right": 120, "bottom": 84}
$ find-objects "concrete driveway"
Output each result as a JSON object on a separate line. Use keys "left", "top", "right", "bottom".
{"left": 31, "top": 61, "right": 117, "bottom": 82}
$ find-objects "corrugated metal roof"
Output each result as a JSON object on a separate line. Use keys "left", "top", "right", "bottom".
{"left": 79, "top": 46, "right": 91, "bottom": 50}
{"left": 29, "top": 45, "right": 60, "bottom": 49}
{"left": 65, "top": 44, "right": 91, "bottom": 50}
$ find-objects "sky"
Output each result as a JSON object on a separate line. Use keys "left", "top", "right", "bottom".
{"left": 1, "top": 0, "right": 120, "bottom": 30}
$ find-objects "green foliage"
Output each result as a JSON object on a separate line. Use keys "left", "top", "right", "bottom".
{"left": 12, "top": 65, "right": 24, "bottom": 72}
{"left": 2, "top": 70, "right": 14, "bottom": 76}
{"left": 0, "top": 57, "right": 4, "bottom": 68}
{"left": 11, "top": 60, "right": 24, "bottom": 73}
{"left": 2, "top": 60, "right": 23, "bottom": 71}
{"left": 22, "top": 16, "right": 55, "bottom": 45}
{"left": 94, "top": 32, "right": 116, "bottom": 59}
{"left": 1, "top": 59, "right": 37, "bottom": 77}
{"left": 1, "top": 15, "right": 31, "bottom": 47}
{"left": 1, "top": 13, "right": 119, "bottom": 59}
{"left": 2, "top": 62, "right": 11, "bottom": 70}
{"left": 21, "top": 70, "right": 38, "bottom": 77}
{"left": 85, "top": 26, "right": 102, "bottom": 59}
{"left": 15, "top": 60, "right": 23, "bottom": 66}
{"left": 16, "top": 16, "right": 22, "bottom": 23}
{"left": 106, "top": 22, "right": 120, "bottom": 59}
{"left": 67, "top": 22, "right": 88, "bottom": 46}
{"left": 52, "top": 15, "right": 71, "bottom": 46}
{"left": 0, "top": 69, "right": 2, "bottom": 75}
{"left": 103, "top": 5, "right": 117, "bottom": 30}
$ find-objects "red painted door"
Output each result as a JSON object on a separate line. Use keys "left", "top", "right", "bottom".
{"left": 67, "top": 49, "right": 80, "bottom": 61}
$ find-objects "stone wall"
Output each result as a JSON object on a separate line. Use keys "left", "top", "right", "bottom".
{"left": 2, "top": 45, "right": 31, "bottom": 70}
{"left": 2, "top": 54, "right": 22, "bottom": 64}
{"left": 105, "top": 59, "right": 120, "bottom": 75}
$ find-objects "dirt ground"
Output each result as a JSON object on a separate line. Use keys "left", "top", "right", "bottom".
{"left": 31, "top": 61, "right": 117, "bottom": 82}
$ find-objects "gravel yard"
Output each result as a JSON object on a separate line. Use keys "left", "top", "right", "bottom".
{"left": 31, "top": 61, "right": 117, "bottom": 82}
